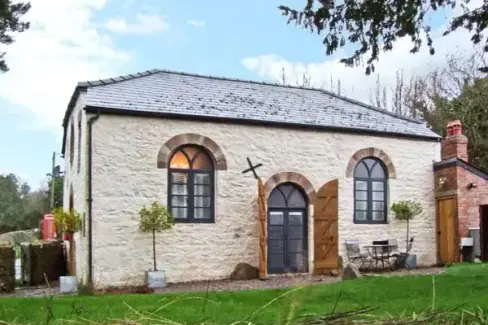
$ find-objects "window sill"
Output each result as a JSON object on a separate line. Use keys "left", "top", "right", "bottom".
{"left": 353, "top": 220, "right": 388, "bottom": 225}
{"left": 174, "top": 219, "right": 215, "bottom": 224}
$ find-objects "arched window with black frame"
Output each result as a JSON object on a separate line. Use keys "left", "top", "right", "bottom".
{"left": 168, "top": 145, "right": 215, "bottom": 223}
{"left": 354, "top": 157, "right": 388, "bottom": 224}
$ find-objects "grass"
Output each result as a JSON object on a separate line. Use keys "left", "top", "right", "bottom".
{"left": 1, "top": 264, "right": 488, "bottom": 325}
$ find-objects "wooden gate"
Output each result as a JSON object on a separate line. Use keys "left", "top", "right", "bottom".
{"left": 313, "top": 179, "right": 339, "bottom": 274}
{"left": 257, "top": 177, "right": 267, "bottom": 279}
{"left": 437, "top": 196, "right": 458, "bottom": 264}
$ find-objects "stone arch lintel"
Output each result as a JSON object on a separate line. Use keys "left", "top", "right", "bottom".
{"left": 263, "top": 172, "right": 316, "bottom": 203}
{"left": 345, "top": 147, "right": 396, "bottom": 178}
{"left": 157, "top": 133, "right": 228, "bottom": 170}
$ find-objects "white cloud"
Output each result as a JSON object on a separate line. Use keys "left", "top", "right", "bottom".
{"left": 186, "top": 20, "right": 205, "bottom": 28}
{"left": 105, "top": 14, "right": 169, "bottom": 34}
{"left": 0, "top": 0, "right": 131, "bottom": 135}
{"left": 241, "top": 8, "right": 482, "bottom": 108}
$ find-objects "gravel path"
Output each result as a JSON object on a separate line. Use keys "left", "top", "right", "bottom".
{"left": 0, "top": 267, "right": 446, "bottom": 297}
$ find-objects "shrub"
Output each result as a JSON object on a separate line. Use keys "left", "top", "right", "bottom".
{"left": 391, "top": 200, "right": 422, "bottom": 252}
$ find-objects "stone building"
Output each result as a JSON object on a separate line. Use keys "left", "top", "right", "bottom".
{"left": 61, "top": 69, "right": 461, "bottom": 288}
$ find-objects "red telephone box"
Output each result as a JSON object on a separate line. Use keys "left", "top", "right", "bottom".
{"left": 42, "top": 214, "right": 56, "bottom": 240}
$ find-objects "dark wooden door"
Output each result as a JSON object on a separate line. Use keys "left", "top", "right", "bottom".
{"left": 480, "top": 206, "right": 488, "bottom": 261}
{"left": 437, "top": 196, "right": 458, "bottom": 265}
{"left": 313, "top": 179, "right": 339, "bottom": 274}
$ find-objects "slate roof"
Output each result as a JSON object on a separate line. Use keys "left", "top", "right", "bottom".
{"left": 62, "top": 69, "right": 441, "bottom": 153}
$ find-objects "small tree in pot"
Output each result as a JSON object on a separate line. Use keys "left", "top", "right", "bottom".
{"left": 139, "top": 201, "right": 174, "bottom": 288}
{"left": 53, "top": 208, "right": 81, "bottom": 241}
{"left": 391, "top": 200, "right": 422, "bottom": 252}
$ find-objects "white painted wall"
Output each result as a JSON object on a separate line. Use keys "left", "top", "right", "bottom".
{"left": 87, "top": 114, "right": 440, "bottom": 287}
{"left": 63, "top": 91, "right": 89, "bottom": 283}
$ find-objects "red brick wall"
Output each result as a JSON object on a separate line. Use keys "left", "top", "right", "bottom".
{"left": 441, "top": 135, "right": 469, "bottom": 162}
{"left": 456, "top": 167, "right": 488, "bottom": 237}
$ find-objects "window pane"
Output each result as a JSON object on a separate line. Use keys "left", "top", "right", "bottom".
{"left": 269, "top": 212, "right": 284, "bottom": 225}
{"left": 170, "top": 151, "right": 190, "bottom": 169}
{"left": 171, "top": 184, "right": 187, "bottom": 195}
{"left": 355, "top": 201, "right": 367, "bottom": 210}
{"left": 287, "top": 191, "right": 306, "bottom": 208}
{"left": 279, "top": 185, "right": 294, "bottom": 199}
{"left": 172, "top": 207, "right": 187, "bottom": 219}
{"left": 171, "top": 172, "right": 188, "bottom": 184}
{"left": 288, "top": 239, "right": 303, "bottom": 253}
{"left": 194, "top": 173, "right": 211, "bottom": 185}
{"left": 355, "top": 181, "right": 368, "bottom": 190}
{"left": 171, "top": 196, "right": 187, "bottom": 207}
{"left": 371, "top": 164, "right": 385, "bottom": 178}
{"left": 269, "top": 226, "right": 284, "bottom": 239}
{"left": 269, "top": 189, "right": 286, "bottom": 207}
{"left": 354, "top": 162, "right": 369, "bottom": 178}
{"left": 356, "top": 191, "right": 367, "bottom": 200}
{"left": 372, "top": 181, "right": 384, "bottom": 191}
{"left": 269, "top": 253, "right": 284, "bottom": 267}
{"left": 355, "top": 211, "right": 367, "bottom": 220}
{"left": 288, "top": 212, "right": 304, "bottom": 225}
{"left": 192, "top": 152, "right": 213, "bottom": 169}
{"left": 194, "top": 196, "right": 212, "bottom": 208}
{"left": 288, "top": 226, "right": 303, "bottom": 239}
{"left": 372, "top": 211, "right": 385, "bottom": 221}
{"left": 372, "top": 191, "right": 384, "bottom": 201}
{"left": 182, "top": 146, "right": 198, "bottom": 161}
{"left": 194, "top": 208, "right": 212, "bottom": 219}
{"left": 194, "top": 184, "right": 211, "bottom": 196}
{"left": 372, "top": 201, "right": 384, "bottom": 211}
{"left": 269, "top": 240, "right": 284, "bottom": 253}
{"left": 363, "top": 158, "right": 376, "bottom": 170}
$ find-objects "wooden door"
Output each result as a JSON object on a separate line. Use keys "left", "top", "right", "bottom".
{"left": 257, "top": 177, "right": 267, "bottom": 279}
{"left": 313, "top": 179, "right": 339, "bottom": 274}
{"left": 437, "top": 196, "right": 458, "bottom": 265}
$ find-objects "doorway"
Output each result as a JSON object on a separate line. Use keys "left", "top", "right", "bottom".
{"left": 480, "top": 205, "right": 488, "bottom": 261}
{"left": 267, "top": 183, "right": 308, "bottom": 274}
{"left": 436, "top": 196, "right": 458, "bottom": 265}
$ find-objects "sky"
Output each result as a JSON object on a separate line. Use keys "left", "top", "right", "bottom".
{"left": 0, "top": 0, "right": 482, "bottom": 189}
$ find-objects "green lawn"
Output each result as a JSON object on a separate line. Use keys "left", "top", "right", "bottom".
{"left": 1, "top": 264, "right": 488, "bottom": 325}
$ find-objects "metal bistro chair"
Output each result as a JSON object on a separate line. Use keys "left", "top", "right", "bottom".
{"left": 345, "top": 240, "right": 370, "bottom": 270}
{"left": 371, "top": 240, "right": 393, "bottom": 270}
{"left": 393, "top": 237, "right": 414, "bottom": 269}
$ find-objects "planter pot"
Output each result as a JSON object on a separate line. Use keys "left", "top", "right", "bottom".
{"left": 405, "top": 254, "right": 417, "bottom": 269}
{"left": 63, "top": 233, "right": 73, "bottom": 241}
{"left": 60, "top": 275, "right": 78, "bottom": 294}
{"left": 145, "top": 270, "right": 166, "bottom": 289}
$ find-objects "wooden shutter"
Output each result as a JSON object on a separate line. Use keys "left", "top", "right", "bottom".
{"left": 257, "top": 177, "right": 267, "bottom": 279}
{"left": 313, "top": 179, "right": 339, "bottom": 274}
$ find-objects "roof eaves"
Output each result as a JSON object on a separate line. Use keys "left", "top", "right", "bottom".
{"left": 433, "top": 157, "right": 488, "bottom": 180}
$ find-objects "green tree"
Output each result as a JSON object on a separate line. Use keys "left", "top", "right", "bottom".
{"left": 139, "top": 202, "right": 174, "bottom": 271}
{"left": 391, "top": 200, "right": 422, "bottom": 252}
{"left": 0, "top": 0, "right": 31, "bottom": 72}
{"left": 46, "top": 176, "right": 64, "bottom": 209}
{"left": 0, "top": 173, "right": 28, "bottom": 233}
{"left": 279, "top": 0, "right": 488, "bottom": 74}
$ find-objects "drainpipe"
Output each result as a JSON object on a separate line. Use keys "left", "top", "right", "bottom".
{"left": 87, "top": 110, "right": 100, "bottom": 285}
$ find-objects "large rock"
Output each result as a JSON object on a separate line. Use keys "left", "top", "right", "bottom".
{"left": 342, "top": 263, "right": 362, "bottom": 280}
{"left": 230, "top": 263, "right": 259, "bottom": 280}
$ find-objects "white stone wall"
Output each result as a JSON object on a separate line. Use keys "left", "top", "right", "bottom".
{"left": 63, "top": 91, "right": 89, "bottom": 283}
{"left": 90, "top": 114, "right": 440, "bottom": 287}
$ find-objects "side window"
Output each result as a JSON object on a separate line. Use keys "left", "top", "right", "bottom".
{"left": 69, "top": 121, "right": 75, "bottom": 167}
{"left": 168, "top": 145, "right": 215, "bottom": 223}
{"left": 354, "top": 158, "right": 388, "bottom": 224}
{"left": 77, "top": 112, "right": 82, "bottom": 173}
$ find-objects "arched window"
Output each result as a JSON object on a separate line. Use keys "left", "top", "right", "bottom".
{"left": 69, "top": 122, "right": 75, "bottom": 166}
{"left": 168, "top": 145, "right": 214, "bottom": 223}
{"left": 354, "top": 157, "right": 388, "bottom": 224}
{"left": 267, "top": 183, "right": 308, "bottom": 274}
{"left": 77, "top": 112, "right": 82, "bottom": 173}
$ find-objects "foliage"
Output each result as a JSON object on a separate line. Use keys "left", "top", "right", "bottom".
{"left": 0, "top": 173, "right": 30, "bottom": 233}
{"left": 139, "top": 202, "right": 174, "bottom": 233}
{"left": 279, "top": 1, "right": 488, "bottom": 75}
{"left": 391, "top": 200, "right": 423, "bottom": 221}
{"left": 53, "top": 207, "right": 81, "bottom": 234}
{"left": 139, "top": 201, "right": 174, "bottom": 271}
{"left": 0, "top": 0, "right": 31, "bottom": 72}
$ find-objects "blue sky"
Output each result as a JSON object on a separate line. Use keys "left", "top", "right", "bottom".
{"left": 0, "top": 0, "right": 469, "bottom": 189}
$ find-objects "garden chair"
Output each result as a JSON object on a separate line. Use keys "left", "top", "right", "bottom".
{"left": 393, "top": 237, "right": 414, "bottom": 269}
{"left": 345, "top": 239, "right": 370, "bottom": 270}
{"left": 370, "top": 240, "right": 393, "bottom": 270}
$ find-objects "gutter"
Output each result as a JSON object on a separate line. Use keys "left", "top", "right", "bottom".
{"left": 87, "top": 110, "right": 100, "bottom": 285}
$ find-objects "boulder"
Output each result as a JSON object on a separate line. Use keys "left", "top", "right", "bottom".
{"left": 342, "top": 263, "right": 362, "bottom": 281}
{"left": 230, "top": 263, "right": 259, "bottom": 280}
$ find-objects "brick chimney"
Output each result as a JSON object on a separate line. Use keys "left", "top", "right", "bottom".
{"left": 441, "top": 120, "right": 469, "bottom": 162}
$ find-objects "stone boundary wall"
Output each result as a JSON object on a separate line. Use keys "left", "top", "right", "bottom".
{"left": 0, "top": 245, "right": 15, "bottom": 293}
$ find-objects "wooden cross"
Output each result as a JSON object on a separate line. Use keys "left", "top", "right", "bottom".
{"left": 242, "top": 157, "right": 263, "bottom": 179}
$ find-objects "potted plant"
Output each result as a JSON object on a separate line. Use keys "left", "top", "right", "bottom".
{"left": 391, "top": 200, "right": 422, "bottom": 267}
{"left": 53, "top": 208, "right": 81, "bottom": 241}
{"left": 139, "top": 201, "right": 174, "bottom": 288}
